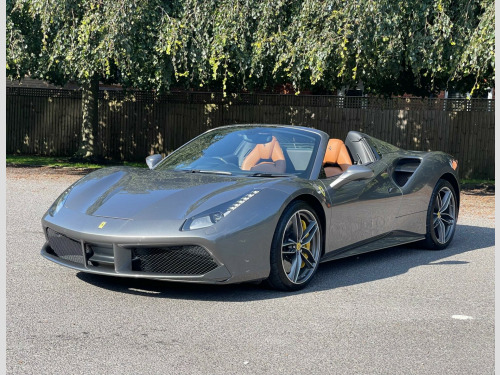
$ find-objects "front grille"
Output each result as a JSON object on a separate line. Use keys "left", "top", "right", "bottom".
{"left": 46, "top": 228, "right": 85, "bottom": 265}
{"left": 86, "top": 244, "right": 114, "bottom": 269}
{"left": 131, "top": 246, "right": 218, "bottom": 275}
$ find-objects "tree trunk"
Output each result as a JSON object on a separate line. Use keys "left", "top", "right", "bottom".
{"left": 73, "top": 76, "right": 100, "bottom": 161}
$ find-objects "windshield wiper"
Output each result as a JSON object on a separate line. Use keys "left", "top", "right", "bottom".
{"left": 181, "top": 169, "right": 232, "bottom": 175}
{"left": 247, "top": 172, "right": 291, "bottom": 178}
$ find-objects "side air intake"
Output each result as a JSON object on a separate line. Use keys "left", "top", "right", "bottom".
{"left": 393, "top": 158, "right": 421, "bottom": 187}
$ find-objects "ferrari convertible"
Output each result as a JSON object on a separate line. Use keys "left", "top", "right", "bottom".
{"left": 41, "top": 125, "right": 459, "bottom": 291}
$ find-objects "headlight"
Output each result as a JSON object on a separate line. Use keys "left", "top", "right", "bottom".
{"left": 188, "top": 212, "right": 225, "bottom": 230}
{"left": 182, "top": 190, "right": 260, "bottom": 230}
{"left": 48, "top": 189, "right": 70, "bottom": 216}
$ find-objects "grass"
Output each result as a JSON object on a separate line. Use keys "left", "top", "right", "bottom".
{"left": 6, "top": 154, "right": 146, "bottom": 169}
{"left": 460, "top": 179, "right": 494, "bottom": 186}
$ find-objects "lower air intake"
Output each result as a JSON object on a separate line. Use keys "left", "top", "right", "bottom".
{"left": 46, "top": 228, "right": 85, "bottom": 265}
{"left": 131, "top": 246, "right": 218, "bottom": 275}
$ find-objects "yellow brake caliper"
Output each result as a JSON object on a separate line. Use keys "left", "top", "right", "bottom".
{"left": 301, "top": 220, "right": 311, "bottom": 268}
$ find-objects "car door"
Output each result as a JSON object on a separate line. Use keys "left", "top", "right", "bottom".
{"left": 322, "top": 159, "right": 402, "bottom": 256}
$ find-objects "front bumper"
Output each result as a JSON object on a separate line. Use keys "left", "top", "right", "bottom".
{"left": 41, "top": 240, "right": 233, "bottom": 283}
{"left": 41, "top": 187, "right": 289, "bottom": 284}
{"left": 41, "top": 213, "right": 277, "bottom": 285}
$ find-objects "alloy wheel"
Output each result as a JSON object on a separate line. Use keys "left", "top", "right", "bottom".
{"left": 432, "top": 186, "right": 456, "bottom": 244}
{"left": 280, "top": 209, "right": 321, "bottom": 284}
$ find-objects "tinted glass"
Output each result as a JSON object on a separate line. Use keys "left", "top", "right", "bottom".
{"left": 156, "top": 126, "right": 321, "bottom": 178}
{"left": 365, "top": 136, "right": 400, "bottom": 158}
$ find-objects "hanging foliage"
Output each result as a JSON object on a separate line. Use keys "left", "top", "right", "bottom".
{"left": 6, "top": 0, "right": 495, "bottom": 155}
{"left": 8, "top": 0, "right": 494, "bottom": 94}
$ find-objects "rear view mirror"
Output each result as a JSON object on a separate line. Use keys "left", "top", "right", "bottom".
{"left": 329, "top": 165, "right": 374, "bottom": 189}
{"left": 243, "top": 132, "right": 273, "bottom": 143}
{"left": 146, "top": 154, "right": 163, "bottom": 169}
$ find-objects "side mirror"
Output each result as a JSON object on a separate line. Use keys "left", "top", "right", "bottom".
{"left": 329, "top": 165, "right": 374, "bottom": 189}
{"left": 146, "top": 154, "right": 163, "bottom": 169}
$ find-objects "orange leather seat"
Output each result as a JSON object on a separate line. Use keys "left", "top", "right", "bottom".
{"left": 323, "top": 139, "right": 352, "bottom": 177}
{"left": 241, "top": 136, "right": 286, "bottom": 173}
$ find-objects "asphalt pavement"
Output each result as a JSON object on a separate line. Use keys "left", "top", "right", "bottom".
{"left": 6, "top": 168, "right": 495, "bottom": 374}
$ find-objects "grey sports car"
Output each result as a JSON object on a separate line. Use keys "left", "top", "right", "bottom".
{"left": 41, "top": 125, "right": 460, "bottom": 291}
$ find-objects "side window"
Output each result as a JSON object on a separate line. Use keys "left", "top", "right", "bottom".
{"left": 284, "top": 144, "right": 314, "bottom": 173}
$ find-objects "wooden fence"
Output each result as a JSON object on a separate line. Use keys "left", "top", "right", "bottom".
{"left": 6, "top": 87, "right": 495, "bottom": 179}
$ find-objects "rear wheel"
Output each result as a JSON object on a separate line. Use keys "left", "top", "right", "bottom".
{"left": 267, "top": 201, "right": 322, "bottom": 291}
{"left": 422, "top": 179, "right": 458, "bottom": 250}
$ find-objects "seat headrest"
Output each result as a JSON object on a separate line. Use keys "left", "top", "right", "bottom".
{"left": 323, "top": 139, "right": 352, "bottom": 169}
{"left": 241, "top": 136, "right": 285, "bottom": 171}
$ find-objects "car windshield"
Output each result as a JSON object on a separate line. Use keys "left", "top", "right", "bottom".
{"left": 155, "top": 126, "right": 321, "bottom": 178}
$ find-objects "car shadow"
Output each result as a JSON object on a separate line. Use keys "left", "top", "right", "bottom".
{"left": 76, "top": 224, "right": 494, "bottom": 302}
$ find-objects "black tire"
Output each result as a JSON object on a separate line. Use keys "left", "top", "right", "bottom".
{"left": 421, "top": 179, "right": 458, "bottom": 250}
{"left": 266, "top": 201, "right": 322, "bottom": 291}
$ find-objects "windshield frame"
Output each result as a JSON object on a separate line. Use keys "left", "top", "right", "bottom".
{"left": 154, "top": 125, "right": 329, "bottom": 180}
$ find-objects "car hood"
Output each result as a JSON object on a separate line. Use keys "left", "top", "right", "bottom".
{"left": 63, "top": 167, "right": 282, "bottom": 220}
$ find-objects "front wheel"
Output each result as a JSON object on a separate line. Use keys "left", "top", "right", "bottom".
{"left": 422, "top": 179, "right": 458, "bottom": 250}
{"left": 267, "top": 201, "right": 322, "bottom": 291}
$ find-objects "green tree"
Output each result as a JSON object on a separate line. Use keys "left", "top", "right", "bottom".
{"left": 260, "top": 0, "right": 494, "bottom": 96}
{"left": 7, "top": 0, "right": 495, "bottom": 158}
{"left": 7, "top": 0, "right": 171, "bottom": 159}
